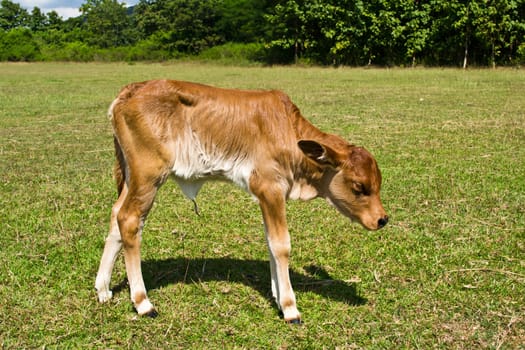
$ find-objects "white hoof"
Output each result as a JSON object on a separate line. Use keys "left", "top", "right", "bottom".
{"left": 282, "top": 306, "right": 301, "bottom": 323}
{"left": 135, "top": 299, "right": 156, "bottom": 316}
{"left": 97, "top": 290, "right": 113, "bottom": 303}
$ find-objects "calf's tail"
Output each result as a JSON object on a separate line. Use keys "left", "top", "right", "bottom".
{"left": 113, "top": 136, "right": 126, "bottom": 196}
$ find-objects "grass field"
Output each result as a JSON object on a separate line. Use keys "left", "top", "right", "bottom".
{"left": 1, "top": 62, "right": 524, "bottom": 349}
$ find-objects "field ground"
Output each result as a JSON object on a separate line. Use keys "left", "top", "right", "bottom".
{"left": 1, "top": 63, "right": 524, "bottom": 348}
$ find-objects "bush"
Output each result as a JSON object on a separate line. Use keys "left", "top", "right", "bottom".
{"left": 55, "top": 41, "right": 94, "bottom": 61}
{"left": 198, "top": 42, "right": 266, "bottom": 64}
{"left": 125, "top": 37, "right": 173, "bottom": 61}
{"left": 517, "top": 42, "right": 525, "bottom": 65}
{"left": 0, "top": 28, "right": 40, "bottom": 61}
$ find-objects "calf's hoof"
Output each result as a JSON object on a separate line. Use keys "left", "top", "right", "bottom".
{"left": 96, "top": 290, "right": 113, "bottom": 303}
{"left": 144, "top": 309, "right": 158, "bottom": 318}
{"left": 134, "top": 298, "right": 157, "bottom": 317}
{"left": 286, "top": 318, "right": 302, "bottom": 325}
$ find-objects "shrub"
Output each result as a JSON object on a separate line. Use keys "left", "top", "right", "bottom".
{"left": 0, "top": 28, "right": 40, "bottom": 61}
{"left": 198, "top": 42, "right": 266, "bottom": 64}
{"left": 517, "top": 42, "right": 525, "bottom": 65}
{"left": 60, "top": 41, "right": 94, "bottom": 61}
{"left": 125, "top": 37, "right": 173, "bottom": 61}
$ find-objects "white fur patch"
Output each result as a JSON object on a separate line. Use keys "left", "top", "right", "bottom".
{"left": 171, "top": 127, "right": 254, "bottom": 197}
{"left": 289, "top": 179, "right": 318, "bottom": 201}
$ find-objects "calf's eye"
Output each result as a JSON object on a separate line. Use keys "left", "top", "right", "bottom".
{"left": 351, "top": 182, "right": 364, "bottom": 195}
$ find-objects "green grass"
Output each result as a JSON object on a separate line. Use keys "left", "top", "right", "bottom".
{"left": 1, "top": 62, "right": 524, "bottom": 349}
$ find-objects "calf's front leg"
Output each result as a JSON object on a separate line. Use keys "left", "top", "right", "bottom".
{"left": 256, "top": 186, "right": 301, "bottom": 323}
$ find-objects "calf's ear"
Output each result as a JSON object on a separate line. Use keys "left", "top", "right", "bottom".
{"left": 298, "top": 140, "right": 344, "bottom": 168}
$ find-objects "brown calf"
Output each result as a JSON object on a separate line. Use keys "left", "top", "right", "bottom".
{"left": 95, "top": 80, "right": 388, "bottom": 323}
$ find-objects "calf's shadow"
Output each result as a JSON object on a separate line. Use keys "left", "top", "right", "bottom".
{"left": 114, "top": 257, "right": 367, "bottom": 314}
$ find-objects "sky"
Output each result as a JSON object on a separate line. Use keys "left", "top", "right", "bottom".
{"left": 17, "top": 0, "right": 139, "bottom": 19}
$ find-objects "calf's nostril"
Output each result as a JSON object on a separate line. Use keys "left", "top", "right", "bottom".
{"left": 377, "top": 216, "right": 389, "bottom": 228}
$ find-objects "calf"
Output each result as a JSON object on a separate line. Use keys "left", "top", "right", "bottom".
{"left": 95, "top": 80, "right": 388, "bottom": 323}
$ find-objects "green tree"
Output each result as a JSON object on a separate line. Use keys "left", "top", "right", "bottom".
{"left": 134, "top": 0, "right": 223, "bottom": 54}
{"left": 361, "top": 0, "right": 432, "bottom": 66}
{"left": 510, "top": 0, "right": 525, "bottom": 64}
{"left": 80, "top": 0, "right": 136, "bottom": 48}
{"left": 267, "top": 0, "right": 430, "bottom": 65}
{"left": 0, "top": 0, "right": 28, "bottom": 30}
{"left": 47, "top": 10, "right": 63, "bottom": 30}
{"left": 216, "top": 0, "right": 270, "bottom": 43}
{"left": 471, "top": 0, "right": 523, "bottom": 67}
{"left": 401, "top": 1, "right": 432, "bottom": 66}
{"left": 429, "top": 0, "right": 525, "bottom": 67}
{"left": 266, "top": 0, "right": 382, "bottom": 65}
{"left": 133, "top": 0, "right": 169, "bottom": 37}
{"left": 361, "top": 0, "right": 401, "bottom": 65}
{"left": 265, "top": 0, "right": 309, "bottom": 63}
{"left": 29, "top": 6, "right": 47, "bottom": 31}
{"left": 304, "top": 0, "right": 368, "bottom": 65}
{"left": 427, "top": 0, "right": 470, "bottom": 66}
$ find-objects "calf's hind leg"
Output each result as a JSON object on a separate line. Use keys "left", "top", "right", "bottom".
{"left": 95, "top": 184, "right": 128, "bottom": 302}
{"left": 117, "top": 179, "right": 159, "bottom": 316}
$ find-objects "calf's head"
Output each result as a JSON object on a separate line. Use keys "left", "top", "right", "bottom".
{"left": 298, "top": 140, "right": 388, "bottom": 231}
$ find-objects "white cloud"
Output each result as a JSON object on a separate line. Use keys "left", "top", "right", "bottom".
{"left": 19, "top": 1, "right": 84, "bottom": 9}
{"left": 17, "top": 1, "right": 138, "bottom": 19}
{"left": 46, "top": 7, "right": 81, "bottom": 19}
{"left": 17, "top": 1, "right": 82, "bottom": 19}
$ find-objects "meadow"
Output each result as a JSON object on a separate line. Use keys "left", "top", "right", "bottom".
{"left": 0, "top": 62, "right": 524, "bottom": 349}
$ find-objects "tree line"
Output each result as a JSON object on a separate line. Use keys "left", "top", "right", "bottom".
{"left": 1, "top": 0, "right": 524, "bottom": 67}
